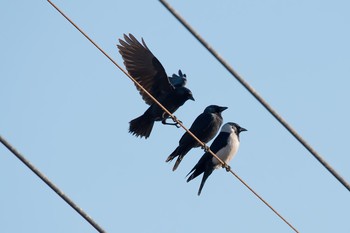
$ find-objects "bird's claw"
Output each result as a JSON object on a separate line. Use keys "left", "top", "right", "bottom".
{"left": 172, "top": 116, "right": 182, "bottom": 125}
{"left": 222, "top": 164, "right": 231, "bottom": 172}
{"left": 161, "top": 116, "right": 182, "bottom": 128}
{"left": 201, "top": 144, "right": 210, "bottom": 152}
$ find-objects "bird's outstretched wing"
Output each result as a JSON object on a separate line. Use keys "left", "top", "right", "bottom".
{"left": 118, "top": 33, "right": 174, "bottom": 105}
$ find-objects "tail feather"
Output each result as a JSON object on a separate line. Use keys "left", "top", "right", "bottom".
{"left": 165, "top": 147, "right": 179, "bottom": 162}
{"left": 186, "top": 153, "right": 209, "bottom": 182}
{"left": 172, "top": 155, "right": 184, "bottom": 171}
{"left": 129, "top": 114, "right": 154, "bottom": 139}
{"left": 166, "top": 146, "right": 191, "bottom": 171}
{"left": 186, "top": 166, "right": 201, "bottom": 182}
{"left": 197, "top": 169, "right": 213, "bottom": 196}
{"left": 186, "top": 153, "right": 214, "bottom": 195}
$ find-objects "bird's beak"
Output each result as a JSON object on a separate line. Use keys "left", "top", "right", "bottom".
{"left": 219, "top": 106, "right": 228, "bottom": 112}
{"left": 189, "top": 95, "right": 195, "bottom": 101}
{"left": 240, "top": 127, "right": 247, "bottom": 132}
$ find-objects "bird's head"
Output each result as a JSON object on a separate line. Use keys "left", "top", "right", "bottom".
{"left": 204, "top": 105, "right": 228, "bottom": 114}
{"left": 222, "top": 122, "right": 247, "bottom": 136}
{"left": 176, "top": 86, "right": 194, "bottom": 101}
{"left": 187, "top": 89, "right": 195, "bottom": 101}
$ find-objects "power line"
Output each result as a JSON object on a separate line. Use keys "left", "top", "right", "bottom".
{"left": 46, "top": 0, "right": 229, "bottom": 170}
{"left": 0, "top": 135, "right": 107, "bottom": 233}
{"left": 159, "top": 0, "right": 350, "bottom": 192}
{"left": 47, "top": 1, "right": 298, "bottom": 232}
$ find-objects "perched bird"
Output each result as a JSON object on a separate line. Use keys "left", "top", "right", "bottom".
{"left": 187, "top": 122, "right": 247, "bottom": 196}
{"left": 117, "top": 34, "right": 194, "bottom": 139}
{"left": 166, "top": 105, "right": 227, "bottom": 171}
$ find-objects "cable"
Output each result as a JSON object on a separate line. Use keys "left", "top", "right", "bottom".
{"left": 46, "top": 0, "right": 223, "bottom": 168}
{"left": 46, "top": 1, "right": 298, "bottom": 232}
{"left": 158, "top": 0, "right": 350, "bottom": 192}
{"left": 0, "top": 135, "right": 107, "bottom": 233}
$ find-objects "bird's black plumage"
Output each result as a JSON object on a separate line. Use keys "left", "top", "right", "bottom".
{"left": 118, "top": 34, "right": 194, "bottom": 138}
{"left": 170, "top": 70, "right": 187, "bottom": 87}
{"left": 166, "top": 105, "right": 227, "bottom": 171}
{"left": 187, "top": 122, "right": 247, "bottom": 196}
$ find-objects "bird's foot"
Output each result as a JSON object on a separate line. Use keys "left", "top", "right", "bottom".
{"left": 222, "top": 164, "right": 231, "bottom": 172}
{"left": 172, "top": 116, "right": 182, "bottom": 127}
{"left": 201, "top": 144, "right": 210, "bottom": 152}
{"left": 161, "top": 116, "right": 182, "bottom": 128}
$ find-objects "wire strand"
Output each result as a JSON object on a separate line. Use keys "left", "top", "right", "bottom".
{"left": 0, "top": 135, "right": 107, "bottom": 233}
{"left": 46, "top": 0, "right": 223, "bottom": 168}
{"left": 158, "top": 0, "right": 350, "bottom": 192}
{"left": 47, "top": 1, "right": 298, "bottom": 232}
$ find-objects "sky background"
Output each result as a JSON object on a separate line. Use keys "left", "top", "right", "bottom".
{"left": 1, "top": 1, "right": 350, "bottom": 232}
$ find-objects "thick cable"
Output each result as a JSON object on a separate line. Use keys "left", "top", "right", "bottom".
{"left": 47, "top": 1, "right": 298, "bottom": 232}
{"left": 158, "top": 0, "right": 350, "bottom": 193}
{"left": 0, "top": 135, "right": 106, "bottom": 233}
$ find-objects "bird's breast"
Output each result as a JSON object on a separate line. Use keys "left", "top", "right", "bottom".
{"left": 212, "top": 134, "right": 240, "bottom": 169}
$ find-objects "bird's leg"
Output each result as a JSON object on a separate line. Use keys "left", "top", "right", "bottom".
{"left": 201, "top": 144, "right": 210, "bottom": 152}
{"left": 171, "top": 116, "right": 183, "bottom": 127}
{"left": 161, "top": 113, "right": 182, "bottom": 128}
{"left": 162, "top": 118, "right": 178, "bottom": 126}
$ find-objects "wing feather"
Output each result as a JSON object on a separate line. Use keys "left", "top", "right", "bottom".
{"left": 117, "top": 33, "right": 174, "bottom": 105}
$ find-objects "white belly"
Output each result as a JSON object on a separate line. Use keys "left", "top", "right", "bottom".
{"left": 212, "top": 134, "right": 240, "bottom": 169}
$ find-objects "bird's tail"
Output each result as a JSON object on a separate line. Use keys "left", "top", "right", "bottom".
{"left": 165, "top": 147, "right": 179, "bottom": 162}
{"left": 173, "top": 155, "right": 184, "bottom": 171}
{"left": 165, "top": 146, "right": 184, "bottom": 171}
{"left": 197, "top": 169, "right": 213, "bottom": 196}
{"left": 187, "top": 167, "right": 214, "bottom": 196}
{"left": 186, "top": 166, "right": 200, "bottom": 183}
{"left": 166, "top": 147, "right": 189, "bottom": 171}
{"left": 129, "top": 114, "right": 155, "bottom": 139}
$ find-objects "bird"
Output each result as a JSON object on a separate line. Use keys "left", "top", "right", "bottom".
{"left": 187, "top": 122, "right": 247, "bottom": 196}
{"left": 117, "top": 34, "right": 194, "bottom": 139}
{"left": 166, "top": 105, "right": 227, "bottom": 171}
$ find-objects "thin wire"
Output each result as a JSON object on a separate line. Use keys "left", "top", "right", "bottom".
{"left": 0, "top": 135, "right": 107, "bottom": 233}
{"left": 46, "top": 0, "right": 220, "bottom": 165}
{"left": 158, "top": 0, "right": 350, "bottom": 193}
{"left": 47, "top": 1, "right": 298, "bottom": 232}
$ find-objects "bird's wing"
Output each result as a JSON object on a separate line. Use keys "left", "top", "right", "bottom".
{"left": 193, "top": 113, "right": 218, "bottom": 135}
{"left": 180, "top": 113, "right": 217, "bottom": 144}
{"left": 186, "top": 152, "right": 211, "bottom": 181}
{"left": 117, "top": 33, "right": 174, "bottom": 105}
{"left": 208, "top": 132, "right": 229, "bottom": 154}
{"left": 186, "top": 133, "right": 228, "bottom": 182}
{"left": 187, "top": 132, "right": 230, "bottom": 195}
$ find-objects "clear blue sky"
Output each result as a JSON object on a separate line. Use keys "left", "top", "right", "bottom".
{"left": 1, "top": 1, "right": 350, "bottom": 232}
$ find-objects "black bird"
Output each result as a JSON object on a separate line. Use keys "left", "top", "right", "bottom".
{"left": 117, "top": 34, "right": 194, "bottom": 139}
{"left": 166, "top": 105, "right": 227, "bottom": 171}
{"left": 187, "top": 122, "right": 247, "bottom": 196}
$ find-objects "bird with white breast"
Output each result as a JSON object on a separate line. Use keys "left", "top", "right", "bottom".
{"left": 187, "top": 122, "right": 247, "bottom": 196}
